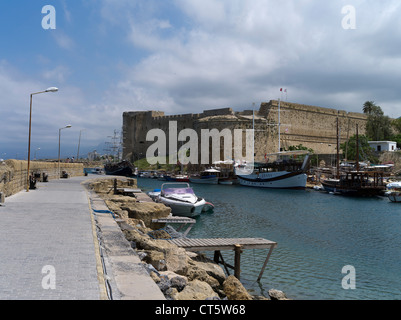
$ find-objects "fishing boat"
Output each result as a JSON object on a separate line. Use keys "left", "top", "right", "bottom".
{"left": 165, "top": 174, "right": 190, "bottom": 182}
{"left": 321, "top": 124, "right": 386, "bottom": 197}
{"left": 213, "top": 160, "right": 239, "bottom": 185}
{"left": 158, "top": 183, "right": 206, "bottom": 217}
{"left": 235, "top": 100, "right": 309, "bottom": 189}
{"left": 321, "top": 171, "right": 386, "bottom": 196}
{"left": 385, "top": 181, "right": 401, "bottom": 203}
{"left": 235, "top": 151, "right": 310, "bottom": 189}
{"left": 189, "top": 169, "right": 219, "bottom": 184}
{"left": 104, "top": 160, "right": 135, "bottom": 177}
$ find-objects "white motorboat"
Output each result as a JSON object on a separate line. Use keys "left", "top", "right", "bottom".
{"left": 385, "top": 181, "right": 401, "bottom": 203}
{"left": 158, "top": 183, "right": 206, "bottom": 217}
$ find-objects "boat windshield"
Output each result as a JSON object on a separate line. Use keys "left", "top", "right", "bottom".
{"left": 163, "top": 188, "right": 194, "bottom": 195}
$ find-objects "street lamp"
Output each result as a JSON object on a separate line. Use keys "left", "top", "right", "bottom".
{"left": 58, "top": 125, "right": 72, "bottom": 178}
{"left": 77, "top": 129, "right": 86, "bottom": 161}
{"left": 27, "top": 87, "right": 59, "bottom": 192}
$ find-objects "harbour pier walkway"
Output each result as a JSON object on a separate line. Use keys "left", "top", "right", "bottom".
{"left": 0, "top": 176, "right": 164, "bottom": 300}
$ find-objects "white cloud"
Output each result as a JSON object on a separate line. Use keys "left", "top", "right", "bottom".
{"left": 101, "top": 0, "right": 401, "bottom": 118}
{"left": 52, "top": 32, "right": 75, "bottom": 50}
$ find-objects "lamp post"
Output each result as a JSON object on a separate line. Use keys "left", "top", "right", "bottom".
{"left": 27, "top": 87, "right": 58, "bottom": 192}
{"left": 77, "top": 129, "right": 86, "bottom": 161}
{"left": 58, "top": 125, "right": 72, "bottom": 178}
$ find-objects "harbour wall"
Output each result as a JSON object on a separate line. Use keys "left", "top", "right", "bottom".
{"left": 0, "top": 160, "right": 84, "bottom": 197}
{"left": 122, "top": 100, "right": 368, "bottom": 163}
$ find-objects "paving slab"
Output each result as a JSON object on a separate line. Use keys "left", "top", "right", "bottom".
{"left": 0, "top": 175, "right": 165, "bottom": 300}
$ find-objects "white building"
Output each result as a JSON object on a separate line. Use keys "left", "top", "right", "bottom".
{"left": 368, "top": 141, "right": 397, "bottom": 152}
{"left": 88, "top": 150, "right": 100, "bottom": 161}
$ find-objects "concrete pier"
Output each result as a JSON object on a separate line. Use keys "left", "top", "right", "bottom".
{"left": 0, "top": 176, "right": 164, "bottom": 300}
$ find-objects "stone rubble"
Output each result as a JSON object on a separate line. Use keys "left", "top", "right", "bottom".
{"left": 88, "top": 177, "right": 290, "bottom": 300}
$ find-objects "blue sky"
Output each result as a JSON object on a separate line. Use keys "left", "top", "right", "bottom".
{"left": 1, "top": 1, "right": 401, "bottom": 159}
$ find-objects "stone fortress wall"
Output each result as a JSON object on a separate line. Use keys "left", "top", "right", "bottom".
{"left": 122, "top": 100, "right": 367, "bottom": 164}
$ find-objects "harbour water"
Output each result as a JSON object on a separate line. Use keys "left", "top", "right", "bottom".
{"left": 136, "top": 177, "right": 401, "bottom": 300}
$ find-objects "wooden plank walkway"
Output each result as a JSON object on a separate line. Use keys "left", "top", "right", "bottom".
{"left": 169, "top": 237, "right": 277, "bottom": 281}
{"left": 169, "top": 237, "right": 276, "bottom": 251}
{"left": 152, "top": 216, "right": 196, "bottom": 236}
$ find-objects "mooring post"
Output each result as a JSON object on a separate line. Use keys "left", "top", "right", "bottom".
{"left": 234, "top": 244, "right": 243, "bottom": 280}
{"left": 113, "top": 179, "right": 117, "bottom": 194}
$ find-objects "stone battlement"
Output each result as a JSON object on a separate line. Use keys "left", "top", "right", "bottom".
{"left": 122, "top": 100, "right": 368, "bottom": 163}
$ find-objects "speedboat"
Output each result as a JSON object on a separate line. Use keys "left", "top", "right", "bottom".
{"left": 158, "top": 183, "right": 206, "bottom": 217}
{"left": 385, "top": 181, "right": 401, "bottom": 203}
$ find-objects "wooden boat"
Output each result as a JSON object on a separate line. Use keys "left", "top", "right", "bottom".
{"left": 236, "top": 151, "right": 310, "bottom": 189}
{"left": 321, "top": 124, "right": 386, "bottom": 197}
{"left": 189, "top": 169, "right": 219, "bottom": 184}
{"left": 165, "top": 174, "right": 190, "bottom": 182}
{"left": 104, "top": 160, "right": 134, "bottom": 177}
{"left": 321, "top": 171, "right": 386, "bottom": 196}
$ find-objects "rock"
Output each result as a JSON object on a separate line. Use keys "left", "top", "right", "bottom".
{"left": 165, "top": 287, "right": 179, "bottom": 300}
{"left": 189, "top": 256, "right": 226, "bottom": 284}
{"left": 174, "top": 280, "right": 219, "bottom": 300}
{"left": 157, "top": 278, "right": 172, "bottom": 293}
{"left": 170, "top": 276, "right": 187, "bottom": 292}
{"left": 165, "top": 247, "right": 189, "bottom": 276}
{"left": 143, "top": 250, "right": 167, "bottom": 271}
{"left": 121, "top": 202, "right": 170, "bottom": 228}
{"left": 149, "top": 271, "right": 161, "bottom": 283}
{"left": 223, "top": 276, "right": 252, "bottom": 300}
{"left": 268, "top": 289, "right": 289, "bottom": 300}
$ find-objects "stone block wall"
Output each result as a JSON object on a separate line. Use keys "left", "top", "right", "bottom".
{"left": 122, "top": 100, "right": 369, "bottom": 164}
{"left": 0, "top": 160, "right": 84, "bottom": 197}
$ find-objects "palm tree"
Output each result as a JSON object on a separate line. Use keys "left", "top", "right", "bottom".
{"left": 363, "top": 101, "right": 376, "bottom": 115}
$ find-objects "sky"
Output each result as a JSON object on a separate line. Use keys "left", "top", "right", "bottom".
{"left": 0, "top": 0, "right": 400, "bottom": 159}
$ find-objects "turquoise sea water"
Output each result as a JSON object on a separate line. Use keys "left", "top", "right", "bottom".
{"left": 136, "top": 177, "right": 401, "bottom": 300}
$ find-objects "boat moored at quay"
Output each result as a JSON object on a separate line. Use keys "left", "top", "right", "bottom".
{"left": 235, "top": 151, "right": 310, "bottom": 189}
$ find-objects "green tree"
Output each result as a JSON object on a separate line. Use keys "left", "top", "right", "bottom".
{"left": 340, "top": 134, "right": 378, "bottom": 163}
{"left": 363, "top": 101, "right": 376, "bottom": 115}
{"left": 392, "top": 117, "right": 401, "bottom": 133}
{"left": 363, "top": 101, "right": 392, "bottom": 141}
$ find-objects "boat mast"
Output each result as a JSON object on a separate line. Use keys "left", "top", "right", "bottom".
{"left": 356, "top": 124, "right": 359, "bottom": 172}
{"left": 336, "top": 117, "right": 340, "bottom": 179}
{"left": 278, "top": 99, "right": 281, "bottom": 152}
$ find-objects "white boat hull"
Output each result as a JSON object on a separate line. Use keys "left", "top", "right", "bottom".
{"left": 388, "top": 192, "right": 401, "bottom": 203}
{"left": 159, "top": 197, "right": 206, "bottom": 217}
{"left": 237, "top": 171, "right": 307, "bottom": 189}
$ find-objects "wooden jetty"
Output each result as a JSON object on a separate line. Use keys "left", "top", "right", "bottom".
{"left": 169, "top": 237, "right": 277, "bottom": 281}
{"left": 152, "top": 216, "right": 196, "bottom": 237}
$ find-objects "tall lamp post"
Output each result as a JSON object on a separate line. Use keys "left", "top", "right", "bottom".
{"left": 58, "top": 125, "right": 72, "bottom": 178}
{"left": 77, "top": 129, "right": 86, "bottom": 161}
{"left": 27, "top": 87, "right": 58, "bottom": 192}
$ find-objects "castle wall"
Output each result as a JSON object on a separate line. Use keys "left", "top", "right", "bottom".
{"left": 122, "top": 101, "right": 368, "bottom": 164}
